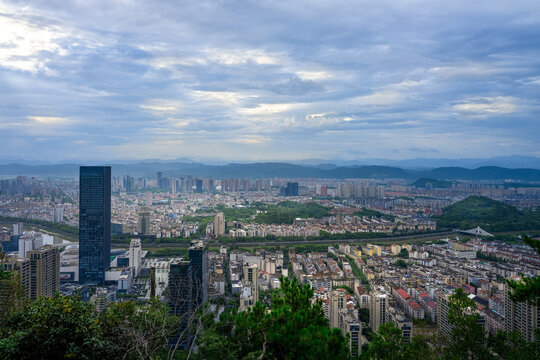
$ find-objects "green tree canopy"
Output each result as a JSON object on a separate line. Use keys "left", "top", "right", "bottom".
{"left": 198, "top": 277, "right": 349, "bottom": 359}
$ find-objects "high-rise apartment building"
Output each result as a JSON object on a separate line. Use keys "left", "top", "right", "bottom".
{"left": 504, "top": 284, "right": 539, "bottom": 342}
{"left": 329, "top": 289, "right": 347, "bottom": 328}
{"left": 369, "top": 290, "right": 388, "bottom": 332}
{"left": 195, "top": 179, "right": 203, "bottom": 193}
{"left": 157, "top": 171, "right": 163, "bottom": 188}
{"left": 167, "top": 240, "right": 208, "bottom": 349}
{"left": 139, "top": 210, "right": 151, "bottom": 235}
{"left": 189, "top": 240, "right": 208, "bottom": 304}
{"left": 339, "top": 311, "right": 362, "bottom": 357}
{"left": 214, "top": 212, "right": 225, "bottom": 237}
{"left": 242, "top": 263, "right": 258, "bottom": 309}
{"left": 13, "top": 222, "right": 23, "bottom": 236}
{"left": 28, "top": 245, "right": 60, "bottom": 299}
{"left": 129, "top": 238, "right": 142, "bottom": 276}
{"left": 280, "top": 182, "right": 299, "bottom": 196}
{"left": 53, "top": 206, "right": 64, "bottom": 223}
{"left": 79, "top": 166, "right": 111, "bottom": 284}
{"left": 387, "top": 307, "right": 413, "bottom": 343}
{"left": 437, "top": 292, "right": 486, "bottom": 337}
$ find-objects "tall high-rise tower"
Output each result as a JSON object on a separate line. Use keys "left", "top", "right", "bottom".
{"left": 79, "top": 166, "right": 111, "bottom": 284}
{"left": 329, "top": 289, "right": 347, "bottom": 328}
{"left": 129, "top": 238, "right": 142, "bottom": 276}
{"left": 189, "top": 240, "right": 208, "bottom": 304}
{"left": 167, "top": 240, "right": 208, "bottom": 349}
{"left": 28, "top": 245, "right": 60, "bottom": 299}
{"left": 214, "top": 212, "right": 225, "bottom": 237}
{"left": 139, "top": 210, "right": 151, "bottom": 235}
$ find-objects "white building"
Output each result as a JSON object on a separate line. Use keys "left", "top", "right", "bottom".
{"left": 53, "top": 206, "right": 64, "bottom": 223}
{"left": 18, "top": 232, "right": 43, "bottom": 259}
{"left": 129, "top": 238, "right": 142, "bottom": 276}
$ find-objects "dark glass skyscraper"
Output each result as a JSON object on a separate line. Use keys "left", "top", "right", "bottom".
{"left": 167, "top": 240, "right": 208, "bottom": 349}
{"left": 79, "top": 166, "right": 111, "bottom": 284}
{"left": 188, "top": 240, "right": 208, "bottom": 304}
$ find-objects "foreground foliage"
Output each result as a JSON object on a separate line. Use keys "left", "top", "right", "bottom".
{"left": 0, "top": 294, "right": 179, "bottom": 360}
{"left": 198, "top": 277, "right": 349, "bottom": 359}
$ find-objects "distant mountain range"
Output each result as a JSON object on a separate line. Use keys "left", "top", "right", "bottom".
{"left": 1, "top": 155, "right": 539, "bottom": 169}
{"left": 0, "top": 162, "right": 539, "bottom": 181}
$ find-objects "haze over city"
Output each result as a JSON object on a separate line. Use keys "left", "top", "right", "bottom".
{"left": 1, "top": 0, "right": 539, "bottom": 162}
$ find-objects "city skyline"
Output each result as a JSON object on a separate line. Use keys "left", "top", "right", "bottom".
{"left": 0, "top": 0, "right": 539, "bottom": 162}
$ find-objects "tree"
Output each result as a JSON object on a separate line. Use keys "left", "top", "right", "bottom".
{"left": 198, "top": 277, "right": 349, "bottom": 359}
{"left": 395, "top": 259, "right": 408, "bottom": 268}
{"left": 490, "top": 330, "right": 538, "bottom": 360}
{"left": 506, "top": 235, "right": 540, "bottom": 304}
{"left": 443, "top": 288, "right": 490, "bottom": 360}
{"left": 398, "top": 248, "right": 409, "bottom": 258}
{"left": 98, "top": 299, "right": 180, "bottom": 360}
{"left": 404, "top": 335, "right": 439, "bottom": 360}
{"left": 0, "top": 267, "right": 28, "bottom": 331}
{"left": 365, "top": 322, "right": 406, "bottom": 360}
{"left": 0, "top": 293, "right": 102, "bottom": 359}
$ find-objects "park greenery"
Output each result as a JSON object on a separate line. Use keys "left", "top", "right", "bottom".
{"left": 346, "top": 255, "right": 370, "bottom": 291}
{"left": 434, "top": 196, "right": 540, "bottom": 232}
{"left": 253, "top": 201, "right": 331, "bottom": 224}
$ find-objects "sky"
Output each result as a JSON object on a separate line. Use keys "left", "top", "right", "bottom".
{"left": 0, "top": 0, "right": 539, "bottom": 163}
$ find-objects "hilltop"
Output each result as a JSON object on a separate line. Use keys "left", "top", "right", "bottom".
{"left": 434, "top": 196, "right": 540, "bottom": 232}
{"left": 410, "top": 178, "right": 455, "bottom": 188}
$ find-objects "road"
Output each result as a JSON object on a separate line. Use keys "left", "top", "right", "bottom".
{"left": 112, "top": 230, "right": 455, "bottom": 248}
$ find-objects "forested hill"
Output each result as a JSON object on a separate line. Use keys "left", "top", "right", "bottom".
{"left": 410, "top": 178, "right": 455, "bottom": 188}
{"left": 0, "top": 162, "right": 539, "bottom": 181}
{"left": 434, "top": 196, "right": 540, "bottom": 232}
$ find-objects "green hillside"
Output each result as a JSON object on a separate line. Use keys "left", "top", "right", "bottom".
{"left": 411, "top": 178, "right": 455, "bottom": 188}
{"left": 434, "top": 196, "right": 540, "bottom": 232}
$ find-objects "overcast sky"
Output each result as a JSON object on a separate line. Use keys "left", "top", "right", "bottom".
{"left": 1, "top": 0, "right": 539, "bottom": 162}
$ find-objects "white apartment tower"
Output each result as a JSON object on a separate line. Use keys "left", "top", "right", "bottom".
{"left": 369, "top": 290, "right": 388, "bottom": 333}
{"left": 129, "top": 238, "right": 142, "bottom": 276}
{"left": 242, "top": 263, "right": 259, "bottom": 307}
{"left": 329, "top": 289, "right": 348, "bottom": 328}
{"left": 13, "top": 222, "right": 23, "bottom": 236}
{"left": 53, "top": 206, "right": 64, "bottom": 223}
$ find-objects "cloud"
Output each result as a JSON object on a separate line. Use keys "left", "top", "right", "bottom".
{"left": 239, "top": 103, "right": 303, "bottom": 116}
{"left": 140, "top": 99, "right": 182, "bottom": 114}
{"left": 452, "top": 96, "right": 521, "bottom": 115}
{"left": 28, "top": 116, "right": 70, "bottom": 124}
{"left": 351, "top": 90, "right": 405, "bottom": 106}
{"left": 0, "top": 0, "right": 539, "bottom": 161}
{"left": 0, "top": 11, "right": 68, "bottom": 73}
